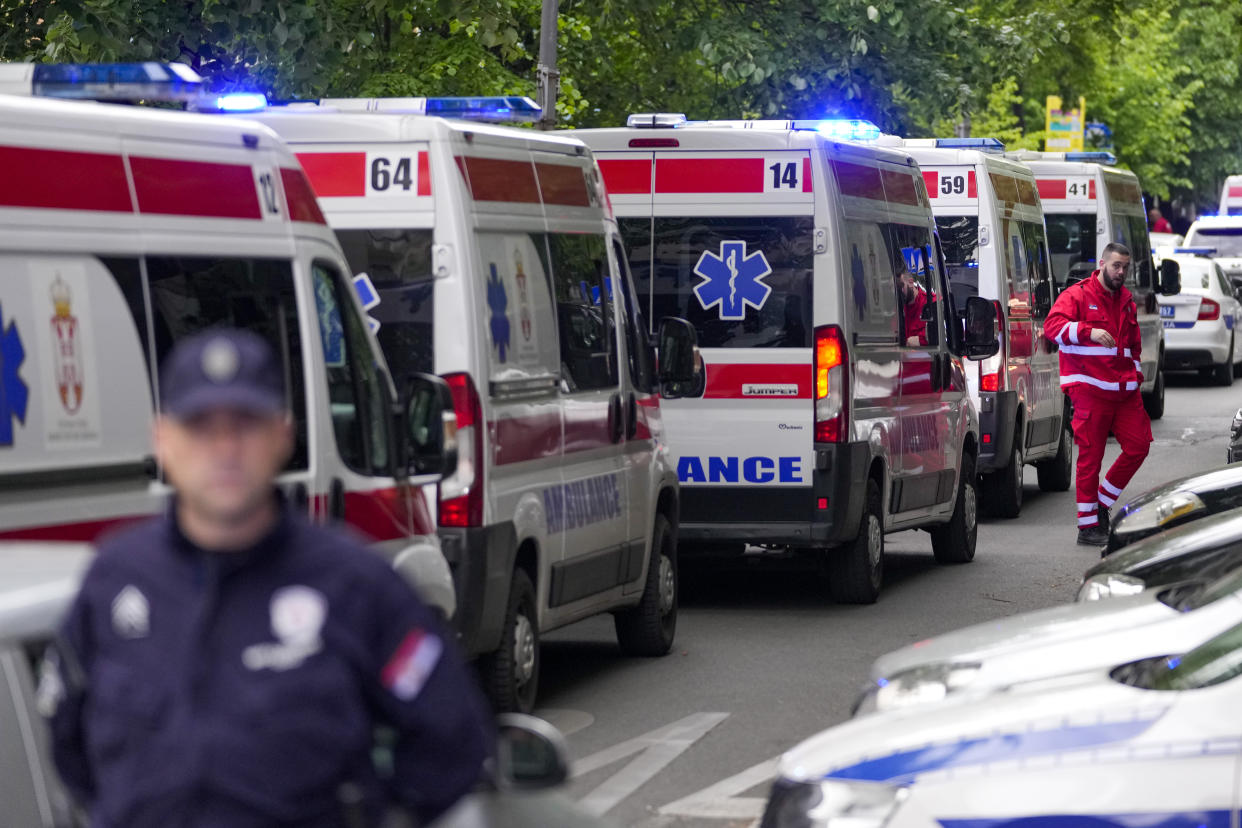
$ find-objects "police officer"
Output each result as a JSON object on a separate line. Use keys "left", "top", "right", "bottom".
{"left": 44, "top": 329, "right": 493, "bottom": 827}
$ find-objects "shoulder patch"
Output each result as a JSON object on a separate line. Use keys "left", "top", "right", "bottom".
{"left": 382, "top": 629, "right": 443, "bottom": 701}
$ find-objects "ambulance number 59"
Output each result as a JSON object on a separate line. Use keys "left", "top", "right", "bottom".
{"left": 940, "top": 175, "right": 967, "bottom": 195}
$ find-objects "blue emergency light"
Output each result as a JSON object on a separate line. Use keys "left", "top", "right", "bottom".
{"left": 30, "top": 62, "right": 204, "bottom": 100}
{"left": 423, "top": 96, "right": 540, "bottom": 121}
{"left": 1173, "top": 247, "right": 1218, "bottom": 256}
{"left": 1065, "top": 151, "right": 1117, "bottom": 165}
{"left": 214, "top": 92, "right": 268, "bottom": 112}
{"left": 934, "top": 137, "right": 1005, "bottom": 151}
{"left": 789, "top": 119, "right": 882, "bottom": 142}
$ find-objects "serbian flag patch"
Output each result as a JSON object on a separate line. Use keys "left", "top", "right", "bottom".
{"left": 381, "top": 629, "right": 443, "bottom": 701}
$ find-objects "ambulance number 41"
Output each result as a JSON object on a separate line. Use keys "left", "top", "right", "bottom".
{"left": 370, "top": 157, "right": 414, "bottom": 192}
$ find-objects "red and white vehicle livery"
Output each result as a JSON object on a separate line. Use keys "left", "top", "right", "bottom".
{"left": 1219, "top": 174, "right": 1242, "bottom": 216}
{"left": 575, "top": 116, "right": 999, "bottom": 604}
{"left": 898, "top": 139, "right": 1070, "bottom": 517}
{"left": 1009, "top": 150, "right": 1178, "bottom": 419}
{"left": 241, "top": 97, "right": 697, "bottom": 712}
{"left": 0, "top": 85, "right": 459, "bottom": 616}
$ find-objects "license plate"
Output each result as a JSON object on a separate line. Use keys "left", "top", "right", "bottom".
{"left": 1159, "top": 305, "right": 1175, "bottom": 318}
{"left": 1163, "top": 320, "right": 1178, "bottom": 329}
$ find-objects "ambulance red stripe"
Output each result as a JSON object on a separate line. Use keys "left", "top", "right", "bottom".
{"left": 280, "top": 168, "right": 327, "bottom": 224}
{"left": 704, "top": 363, "right": 811, "bottom": 399}
{"left": 803, "top": 157, "right": 812, "bottom": 193}
{"left": 921, "top": 170, "right": 938, "bottom": 198}
{"left": 297, "top": 152, "right": 367, "bottom": 197}
{"left": 0, "top": 515, "right": 149, "bottom": 542}
{"left": 968, "top": 171, "right": 977, "bottom": 198}
{"left": 417, "top": 151, "right": 432, "bottom": 197}
{"left": 490, "top": 411, "right": 563, "bottom": 466}
{"left": 1229, "top": 186, "right": 1242, "bottom": 198}
{"left": 0, "top": 145, "right": 132, "bottom": 213}
{"left": 1037, "top": 179, "right": 1066, "bottom": 199}
{"left": 655, "top": 157, "right": 764, "bottom": 194}
{"left": 130, "top": 157, "right": 262, "bottom": 219}
{"left": 536, "top": 163, "right": 592, "bottom": 207}
{"left": 598, "top": 159, "right": 652, "bottom": 194}
{"left": 460, "top": 156, "right": 541, "bottom": 203}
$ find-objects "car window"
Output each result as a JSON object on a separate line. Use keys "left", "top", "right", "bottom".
{"left": 1150, "top": 620, "right": 1242, "bottom": 691}
{"left": 936, "top": 216, "right": 979, "bottom": 314}
{"left": 1168, "top": 567, "right": 1242, "bottom": 612}
{"left": 1187, "top": 226, "right": 1242, "bottom": 258}
{"left": 546, "top": 233, "right": 619, "bottom": 393}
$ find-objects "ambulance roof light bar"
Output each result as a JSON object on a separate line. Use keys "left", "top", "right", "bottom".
{"left": 933, "top": 137, "right": 1005, "bottom": 151}
{"left": 1173, "top": 247, "right": 1218, "bottom": 257}
{"left": 626, "top": 112, "right": 688, "bottom": 128}
{"left": 3, "top": 61, "right": 205, "bottom": 101}
{"left": 315, "top": 95, "right": 541, "bottom": 122}
{"left": 1006, "top": 149, "right": 1117, "bottom": 166}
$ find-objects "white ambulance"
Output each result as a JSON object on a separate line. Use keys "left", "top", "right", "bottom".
{"left": 1219, "top": 174, "right": 1242, "bottom": 216}
{"left": 1009, "top": 150, "right": 1179, "bottom": 419}
{"left": 574, "top": 116, "right": 1000, "bottom": 604}
{"left": 237, "top": 97, "right": 698, "bottom": 713}
{"left": 896, "top": 138, "right": 1070, "bottom": 517}
{"left": 0, "top": 70, "right": 460, "bottom": 616}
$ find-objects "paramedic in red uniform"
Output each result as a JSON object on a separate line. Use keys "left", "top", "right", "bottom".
{"left": 897, "top": 266, "right": 930, "bottom": 346}
{"left": 1044, "top": 242, "right": 1153, "bottom": 546}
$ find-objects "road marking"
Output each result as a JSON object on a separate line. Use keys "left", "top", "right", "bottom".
{"left": 536, "top": 708, "right": 595, "bottom": 736}
{"left": 657, "top": 755, "right": 777, "bottom": 821}
{"left": 573, "top": 712, "right": 730, "bottom": 816}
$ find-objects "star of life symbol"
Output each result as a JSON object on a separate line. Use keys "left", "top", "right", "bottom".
{"left": 692, "top": 240, "right": 773, "bottom": 321}
{"left": 0, "top": 301, "right": 28, "bottom": 447}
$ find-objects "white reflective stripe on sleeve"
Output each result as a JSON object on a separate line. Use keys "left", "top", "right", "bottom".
{"left": 1100, "top": 479, "right": 1123, "bottom": 497}
{"left": 1122, "top": 348, "right": 1134, "bottom": 357}
{"left": 1098, "top": 491, "right": 1117, "bottom": 507}
{"left": 1060, "top": 374, "right": 1122, "bottom": 391}
{"left": 1068, "top": 321, "right": 1080, "bottom": 344}
{"left": 1060, "top": 344, "right": 1121, "bottom": 356}
{"left": 1124, "top": 381, "right": 1139, "bottom": 390}
{"left": 1078, "top": 515, "right": 1099, "bottom": 527}
{"left": 1077, "top": 502, "right": 1099, "bottom": 511}
{"left": 1133, "top": 360, "right": 1142, "bottom": 371}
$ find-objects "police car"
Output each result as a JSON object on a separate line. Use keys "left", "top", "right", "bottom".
{"left": 763, "top": 618, "right": 1242, "bottom": 828}
{"left": 574, "top": 116, "right": 999, "bottom": 604}
{"left": 0, "top": 65, "right": 459, "bottom": 617}
{"left": 1155, "top": 250, "right": 1242, "bottom": 384}
{"left": 1109, "top": 462, "right": 1242, "bottom": 552}
{"left": 228, "top": 95, "right": 699, "bottom": 713}
{"left": 853, "top": 563, "right": 1242, "bottom": 717}
{"left": 1184, "top": 215, "right": 1242, "bottom": 292}
{"left": 1010, "top": 150, "right": 1179, "bottom": 419}
{"left": 898, "top": 138, "right": 1070, "bottom": 517}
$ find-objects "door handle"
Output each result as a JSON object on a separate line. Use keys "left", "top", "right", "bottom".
{"left": 608, "top": 393, "right": 625, "bottom": 444}
{"left": 625, "top": 392, "right": 638, "bottom": 439}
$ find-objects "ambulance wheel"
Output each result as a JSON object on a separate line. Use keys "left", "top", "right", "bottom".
{"left": 827, "top": 479, "right": 883, "bottom": 604}
{"left": 614, "top": 514, "right": 678, "bottom": 657}
{"left": 931, "top": 454, "right": 977, "bottom": 564}
{"left": 1142, "top": 370, "right": 1164, "bottom": 420}
{"left": 982, "top": 440, "right": 1023, "bottom": 519}
{"left": 1037, "top": 424, "right": 1073, "bottom": 492}
{"left": 479, "top": 569, "right": 539, "bottom": 714}
{"left": 1214, "top": 339, "right": 1235, "bottom": 386}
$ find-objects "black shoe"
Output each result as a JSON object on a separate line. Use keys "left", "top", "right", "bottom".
{"left": 1077, "top": 525, "right": 1109, "bottom": 546}
{"left": 1098, "top": 507, "right": 1111, "bottom": 534}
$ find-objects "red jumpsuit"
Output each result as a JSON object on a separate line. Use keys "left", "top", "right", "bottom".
{"left": 903, "top": 284, "right": 930, "bottom": 345}
{"left": 1044, "top": 272, "right": 1153, "bottom": 529}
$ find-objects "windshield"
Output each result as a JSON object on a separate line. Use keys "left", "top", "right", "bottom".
{"left": 1186, "top": 226, "right": 1242, "bottom": 258}
{"left": 1149, "top": 620, "right": 1242, "bottom": 691}
{"left": 936, "top": 215, "right": 980, "bottom": 309}
{"left": 1044, "top": 213, "right": 1097, "bottom": 288}
{"left": 1164, "top": 566, "right": 1242, "bottom": 612}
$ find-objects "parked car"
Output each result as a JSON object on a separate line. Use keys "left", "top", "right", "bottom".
{"left": 1086, "top": 505, "right": 1242, "bottom": 600}
{"left": 1157, "top": 251, "right": 1242, "bottom": 384}
{"left": 1108, "top": 462, "right": 1242, "bottom": 552}
{"left": 763, "top": 619, "right": 1242, "bottom": 828}
{"left": 853, "top": 563, "right": 1242, "bottom": 717}
{"left": 1231, "top": 409, "right": 1242, "bottom": 464}
{"left": 0, "top": 541, "right": 610, "bottom": 828}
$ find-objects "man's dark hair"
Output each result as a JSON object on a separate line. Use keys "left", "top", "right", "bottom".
{"left": 1101, "top": 241, "right": 1131, "bottom": 259}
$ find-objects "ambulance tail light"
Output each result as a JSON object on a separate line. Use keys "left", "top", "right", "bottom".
{"left": 814, "top": 325, "right": 849, "bottom": 443}
{"left": 438, "top": 372, "right": 484, "bottom": 528}
{"left": 1199, "top": 298, "right": 1221, "bottom": 321}
{"left": 979, "top": 300, "right": 1007, "bottom": 392}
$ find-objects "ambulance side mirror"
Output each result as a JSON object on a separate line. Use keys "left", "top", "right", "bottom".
{"left": 1159, "top": 259, "right": 1181, "bottom": 296}
{"left": 963, "top": 296, "right": 1001, "bottom": 360}
{"left": 491, "top": 713, "right": 571, "bottom": 791}
{"left": 658, "top": 317, "right": 703, "bottom": 397}
{"left": 400, "top": 373, "right": 458, "bottom": 479}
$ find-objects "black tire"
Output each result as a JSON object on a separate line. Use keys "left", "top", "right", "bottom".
{"left": 1037, "top": 423, "right": 1073, "bottom": 492}
{"left": 478, "top": 569, "right": 539, "bottom": 714}
{"left": 1142, "top": 369, "right": 1164, "bottom": 420}
{"left": 1215, "top": 338, "right": 1235, "bottom": 386}
{"left": 614, "top": 514, "right": 678, "bottom": 656}
{"left": 931, "top": 453, "right": 978, "bottom": 564}
{"left": 827, "top": 479, "right": 883, "bottom": 604}
{"left": 981, "top": 438, "right": 1023, "bottom": 518}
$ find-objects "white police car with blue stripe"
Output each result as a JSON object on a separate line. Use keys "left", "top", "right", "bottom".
{"left": 762, "top": 619, "right": 1242, "bottom": 827}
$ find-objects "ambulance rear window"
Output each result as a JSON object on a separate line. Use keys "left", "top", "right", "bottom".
{"left": 334, "top": 229, "right": 435, "bottom": 380}
{"left": 619, "top": 216, "right": 813, "bottom": 348}
{"left": 936, "top": 216, "right": 980, "bottom": 308}
{"left": 1044, "top": 213, "right": 1096, "bottom": 289}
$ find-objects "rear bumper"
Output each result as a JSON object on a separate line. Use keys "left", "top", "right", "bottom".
{"left": 1166, "top": 347, "right": 1228, "bottom": 369}
{"left": 977, "top": 390, "right": 1019, "bottom": 473}
{"left": 1164, "top": 323, "right": 1231, "bottom": 367}
{"left": 438, "top": 521, "right": 517, "bottom": 656}
{"left": 679, "top": 440, "right": 871, "bottom": 547}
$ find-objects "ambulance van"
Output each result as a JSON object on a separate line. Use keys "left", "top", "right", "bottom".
{"left": 1009, "top": 150, "right": 1180, "bottom": 419}
{"left": 0, "top": 81, "right": 461, "bottom": 616}
{"left": 237, "top": 97, "right": 699, "bottom": 712}
{"left": 1219, "top": 174, "right": 1242, "bottom": 216}
{"left": 899, "top": 139, "right": 1070, "bottom": 517}
{"left": 574, "top": 116, "right": 1000, "bottom": 604}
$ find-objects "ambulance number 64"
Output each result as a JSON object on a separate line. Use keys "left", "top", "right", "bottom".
{"left": 369, "top": 156, "right": 415, "bottom": 193}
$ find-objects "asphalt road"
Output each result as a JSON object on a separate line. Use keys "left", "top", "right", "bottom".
{"left": 534, "top": 374, "right": 1241, "bottom": 828}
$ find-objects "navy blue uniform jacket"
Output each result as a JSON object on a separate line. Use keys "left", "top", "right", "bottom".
{"left": 48, "top": 504, "right": 493, "bottom": 827}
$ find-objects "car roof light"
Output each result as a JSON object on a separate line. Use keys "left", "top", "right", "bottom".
{"left": 26, "top": 62, "right": 203, "bottom": 101}
{"left": 1174, "top": 247, "right": 1218, "bottom": 256}
{"left": 794, "top": 119, "right": 882, "bottom": 142}
{"left": 315, "top": 95, "right": 541, "bottom": 122}
{"left": 627, "top": 112, "right": 688, "bottom": 129}
{"left": 1064, "top": 151, "right": 1117, "bottom": 165}
{"left": 934, "top": 137, "right": 1005, "bottom": 151}
{"left": 212, "top": 92, "right": 268, "bottom": 112}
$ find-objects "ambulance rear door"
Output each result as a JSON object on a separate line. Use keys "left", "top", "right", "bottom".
{"left": 612, "top": 145, "right": 816, "bottom": 543}
{"left": 1036, "top": 167, "right": 1100, "bottom": 290}
{"left": 1221, "top": 175, "right": 1242, "bottom": 216}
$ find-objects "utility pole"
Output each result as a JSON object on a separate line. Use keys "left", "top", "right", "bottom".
{"left": 536, "top": 0, "right": 559, "bottom": 129}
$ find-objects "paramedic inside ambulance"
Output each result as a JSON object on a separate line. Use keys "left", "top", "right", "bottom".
{"left": 1044, "top": 242, "right": 1153, "bottom": 547}
{"left": 43, "top": 329, "right": 493, "bottom": 827}
{"left": 896, "top": 264, "right": 931, "bottom": 346}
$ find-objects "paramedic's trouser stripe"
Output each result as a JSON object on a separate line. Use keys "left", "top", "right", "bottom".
{"left": 1070, "top": 389, "right": 1153, "bottom": 527}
